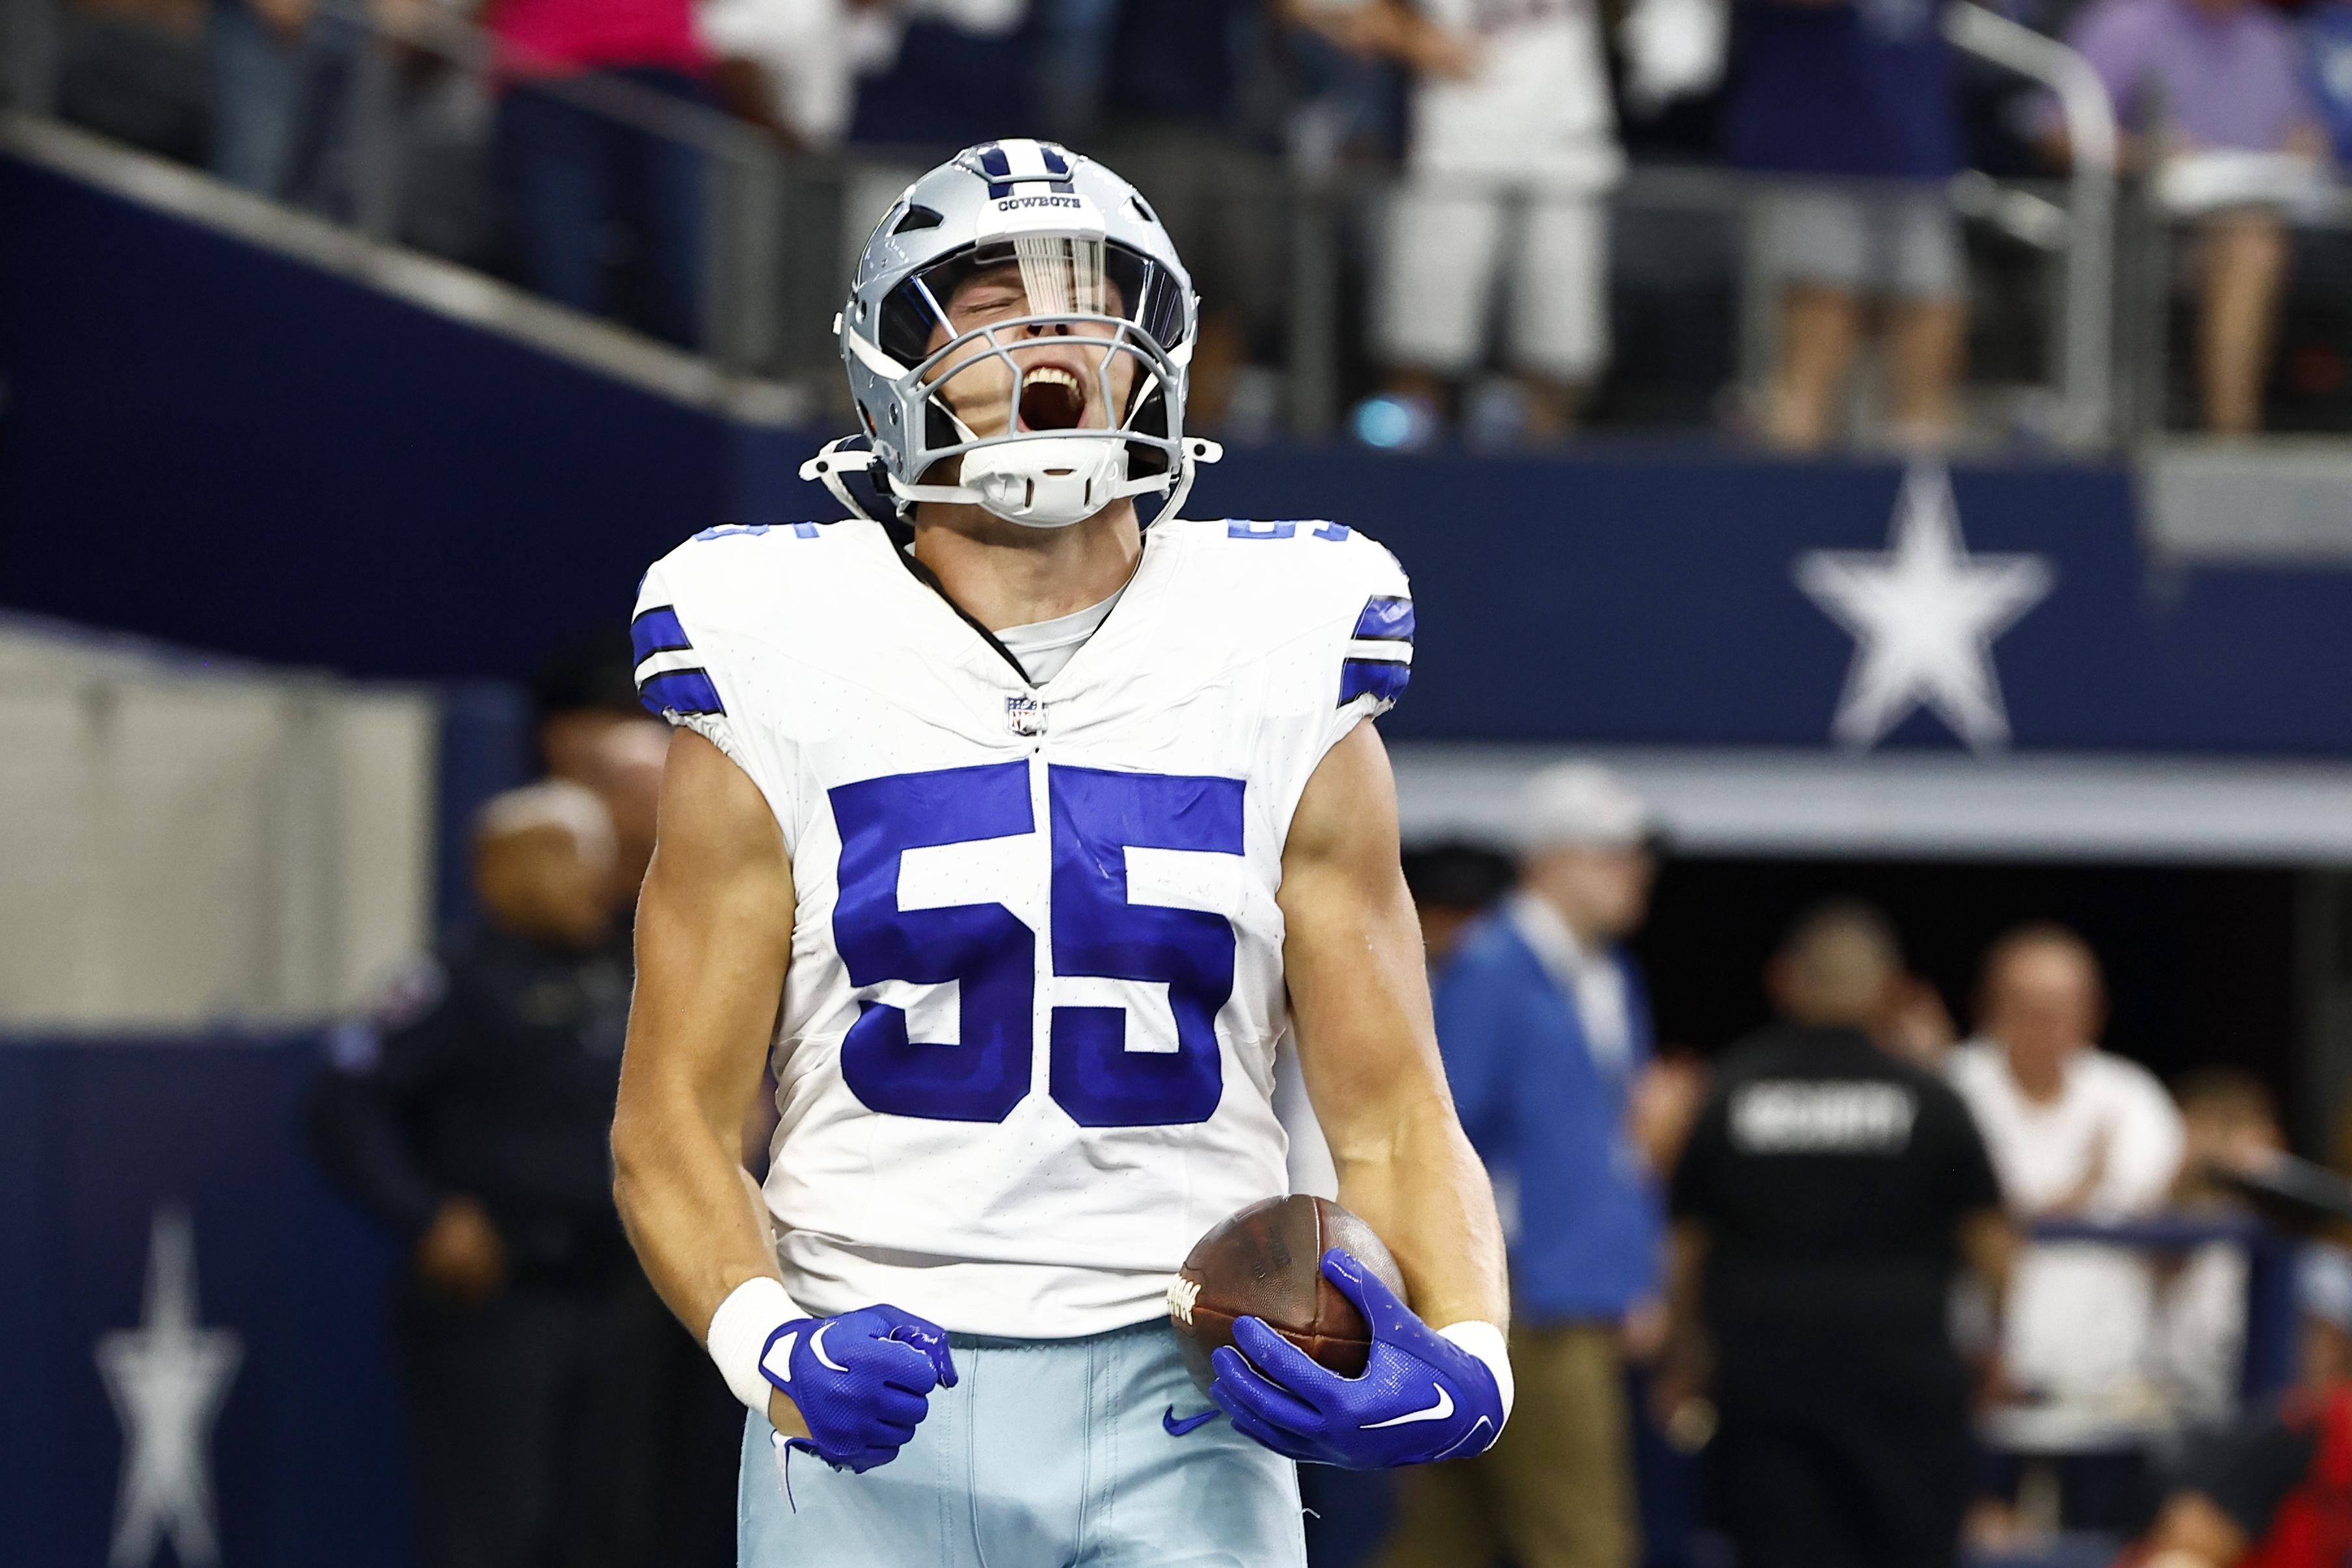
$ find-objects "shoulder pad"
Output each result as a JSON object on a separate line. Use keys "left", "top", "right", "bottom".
{"left": 1186, "top": 518, "right": 1414, "bottom": 717}
{"left": 629, "top": 521, "right": 872, "bottom": 723}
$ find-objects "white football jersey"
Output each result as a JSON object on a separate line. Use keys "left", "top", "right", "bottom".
{"left": 630, "top": 516, "right": 1414, "bottom": 1338}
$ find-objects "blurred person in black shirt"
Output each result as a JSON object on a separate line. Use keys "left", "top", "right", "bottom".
{"left": 1663, "top": 900, "right": 2016, "bottom": 1568}
{"left": 312, "top": 780, "right": 670, "bottom": 1568}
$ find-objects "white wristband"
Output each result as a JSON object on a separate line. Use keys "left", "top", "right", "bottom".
{"left": 1438, "top": 1320, "right": 1514, "bottom": 1430}
{"left": 706, "top": 1276, "right": 803, "bottom": 1417}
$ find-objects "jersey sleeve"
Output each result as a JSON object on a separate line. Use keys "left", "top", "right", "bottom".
{"left": 630, "top": 557, "right": 743, "bottom": 765}
{"left": 1320, "top": 529, "right": 1415, "bottom": 754}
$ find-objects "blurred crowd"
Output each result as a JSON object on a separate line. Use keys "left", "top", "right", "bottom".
{"left": 308, "top": 631, "right": 738, "bottom": 1568}
{"left": 299, "top": 667, "right": 2352, "bottom": 1567}
{"left": 1373, "top": 763, "right": 2352, "bottom": 1568}
{"left": 48, "top": 0, "right": 2352, "bottom": 445}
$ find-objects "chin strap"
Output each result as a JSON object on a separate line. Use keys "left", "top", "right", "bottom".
{"left": 797, "top": 436, "right": 1222, "bottom": 529}
{"left": 797, "top": 438, "right": 890, "bottom": 522}
{"left": 1155, "top": 436, "right": 1220, "bottom": 525}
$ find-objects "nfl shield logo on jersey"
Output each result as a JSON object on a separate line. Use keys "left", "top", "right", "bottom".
{"left": 1006, "top": 695, "right": 1048, "bottom": 737}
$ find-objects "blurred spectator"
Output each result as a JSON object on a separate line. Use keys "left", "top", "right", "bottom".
{"left": 2301, "top": 1245, "right": 2352, "bottom": 1389}
{"left": 1664, "top": 899, "right": 2014, "bottom": 1568}
{"left": 209, "top": 0, "right": 310, "bottom": 192}
{"left": 1086, "top": 0, "right": 1442, "bottom": 434}
{"left": 585, "top": 716, "right": 669, "bottom": 905}
{"left": 1293, "top": 836, "right": 1516, "bottom": 1568}
{"left": 1881, "top": 968, "right": 1960, "bottom": 1072}
{"left": 2055, "top": 0, "right": 2328, "bottom": 434}
{"left": 1090, "top": 0, "right": 1288, "bottom": 432}
{"left": 1370, "top": 0, "right": 1620, "bottom": 445}
{"left": 2309, "top": 3, "right": 2352, "bottom": 167}
{"left": 842, "top": 0, "right": 1030, "bottom": 147}
{"left": 1400, "top": 839, "right": 1517, "bottom": 966}
{"left": 1948, "top": 924, "right": 2186, "bottom": 1414}
{"left": 488, "top": 0, "right": 715, "bottom": 348}
{"left": 2154, "top": 1067, "right": 2288, "bottom": 1425}
{"left": 831, "top": 0, "right": 1032, "bottom": 287}
{"left": 310, "top": 781, "right": 686, "bottom": 1568}
{"left": 533, "top": 625, "right": 657, "bottom": 783}
{"left": 1728, "top": 0, "right": 1968, "bottom": 451}
{"left": 2118, "top": 1255, "right": 2352, "bottom": 1568}
{"left": 698, "top": 0, "right": 898, "bottom": 148}
{"left": 1380, "top": 763, "right": 1677, "bottom": 1568}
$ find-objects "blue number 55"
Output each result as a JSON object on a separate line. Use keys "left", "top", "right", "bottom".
{"left": 828, "top": 762, "right": 1245, "bottom": 1128}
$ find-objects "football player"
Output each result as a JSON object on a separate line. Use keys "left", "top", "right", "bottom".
{"left": 611, "top": 139, "right": 1511, "bottom": 1566}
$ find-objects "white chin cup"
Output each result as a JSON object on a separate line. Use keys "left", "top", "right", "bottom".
{"left": 959, "top": 436, "right": 1130, "bottom": 528}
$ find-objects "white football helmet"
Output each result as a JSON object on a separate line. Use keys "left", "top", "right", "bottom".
{"left": 800, "top": 139, "right": 1220, "bottom": 528}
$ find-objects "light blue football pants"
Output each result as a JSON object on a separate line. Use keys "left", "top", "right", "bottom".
{"left": 738, "top": 1319, "right": 1307, "bottom": 1568}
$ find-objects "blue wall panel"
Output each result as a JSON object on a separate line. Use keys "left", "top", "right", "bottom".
{"left": 0, "top": 1037, "right": 412, "bottom": 1568}
{"left": 0, "top": 1050, "right": 60, "bottom": 1567}
{"left": 0, "top": 157, "right": 745, "bottom": 680}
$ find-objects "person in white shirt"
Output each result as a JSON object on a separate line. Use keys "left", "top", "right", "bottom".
{"left": 1371, "top": 0, "right": 1624, "bottom": 443}
{"left": 1947, "top": 924, "right": 2185, "bottom": 1413}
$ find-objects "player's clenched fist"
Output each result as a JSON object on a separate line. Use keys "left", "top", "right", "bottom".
{"left": 760, "top": 1304, "right": 958, "bottom": 1473}
{"left": 1209, "top": 1251, "right": 1512, "bottom": 1469}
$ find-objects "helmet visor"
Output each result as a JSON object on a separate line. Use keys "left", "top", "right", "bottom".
{"left": 879, "top": 239, "right": 1189, "bottom": 369}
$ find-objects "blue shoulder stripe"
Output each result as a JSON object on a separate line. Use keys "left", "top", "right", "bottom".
{"left": 1340, "top": 658, "right": 1410, "bottom": 708}
{"left": 1353, "top": 596, "right": 1414, "bottom": 644}
{"left": 630, "top": 606, "right": 692, "bottom": 664}
{"left": 639, "top": 668, "right": 725, "bottom": 717}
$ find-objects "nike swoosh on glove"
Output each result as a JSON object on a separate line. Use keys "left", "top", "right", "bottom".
{"left": 760, "top": 1304, "right": 957, "bottom": 1473}
{"left": 1209, "top": 1249, "right": 1503, "bottom": 1469}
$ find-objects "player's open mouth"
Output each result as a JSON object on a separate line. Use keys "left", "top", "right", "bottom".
{"left": 1018, "top": 367, "right": 1087, "bottom": 432}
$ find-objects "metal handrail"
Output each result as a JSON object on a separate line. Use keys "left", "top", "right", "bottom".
{"left": 5, "top": 0, "right": 2131, "bottom": 443}
{"left": 303, "top": 0, "right": 785, "bottom": 368}
{"left": 1945, "top": 1, "right": 2120, "bottom": 449}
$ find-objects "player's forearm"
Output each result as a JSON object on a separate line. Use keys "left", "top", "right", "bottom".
{"left": 611, "top": 1071, "right": 782, "bottom": 1336}
{"left": 611, "top": 730, "right": 799, "bottom": 1342}
{"left": 1331, "top": 1095, "right": 1509, "bottom": 1331}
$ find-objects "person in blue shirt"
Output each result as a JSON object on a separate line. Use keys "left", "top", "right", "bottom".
{"left": 1380, "top": 763, "right": 1689, "bottom": 1568}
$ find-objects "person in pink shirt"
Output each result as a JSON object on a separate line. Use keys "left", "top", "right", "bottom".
{"left": 486, "top": 0, "right": 714, "bottom": 348}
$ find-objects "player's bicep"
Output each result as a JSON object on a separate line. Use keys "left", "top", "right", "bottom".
{"left": 619, "top": 728, "right": 795, "bottom": 1145}
{"left": 1277, "top": 721, "right": 1452, "bottom": 1160}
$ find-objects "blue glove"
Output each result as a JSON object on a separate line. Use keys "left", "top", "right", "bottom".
{"left": 759, "top": 1304, "right": 957, "bottom": 1473}
{"left": 1209, "top": 1250, "right": 1503, "bottom": 1468}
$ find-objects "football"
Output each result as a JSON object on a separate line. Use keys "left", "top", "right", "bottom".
{"left": 1166, "top": 1194, "right": 1409, "bottom": 1396}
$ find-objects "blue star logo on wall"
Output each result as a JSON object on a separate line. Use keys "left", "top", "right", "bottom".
{"left": 96, "top": 1204, "right": 243, "bottom": 1568}
{"left": 1794, "top": 464, "right": 2055, "bottom": 752}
